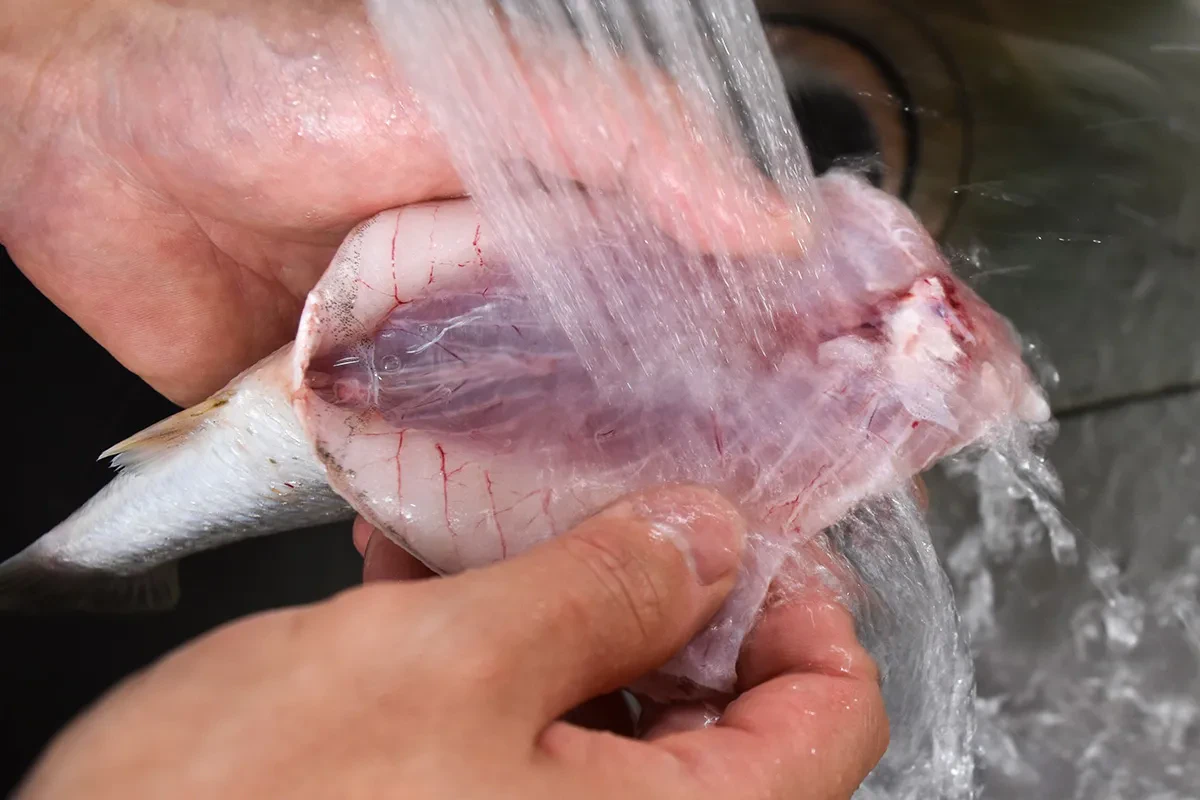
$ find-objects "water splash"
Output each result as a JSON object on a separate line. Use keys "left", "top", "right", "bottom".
{"left": 828, "top": 492, "right": 978, "bottom": 799}
{"left": 935, "top": 417, "right": 1200, "bottom": 799}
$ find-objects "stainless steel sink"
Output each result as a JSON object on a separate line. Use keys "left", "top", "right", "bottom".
{"left": 761, "top": 3, "right": 1200, "bottom": 797}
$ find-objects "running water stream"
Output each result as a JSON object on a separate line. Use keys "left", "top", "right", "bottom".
{"left": 353, "top": 2, "right": 1183, "bottom": 798}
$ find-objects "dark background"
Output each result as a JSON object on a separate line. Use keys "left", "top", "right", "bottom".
{"left": 0, "top": 250, "right": 363, "bottom": 793}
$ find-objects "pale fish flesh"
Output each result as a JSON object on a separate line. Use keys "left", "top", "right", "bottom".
{"left": 0, "top": 170, "right": 1048, "bottom": 699}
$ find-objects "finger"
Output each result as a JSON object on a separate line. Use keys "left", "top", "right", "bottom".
{"left": 638, "top": 699, "right": 724, "bottom": 740}
{"left": 736, "top": 536, "right": 873, "bottom": 691}
{"left": 660, "top": 672, "right": 888, "bottom": 800}
{"left": 444, "top": 483, "right": 745, "bottom": 727}
{"left": 509, "top": 49, "right": 811, "bottom": 258}
{"left": 653, "top": 539, "right": 888, "bottom": 800}
{"left": 352, "top": 517, "right": 375, "bottom": 556}
{"left": 362, "top": 529, "right": 438, "bottom": 583}
{"left": 637, "top": 538, "right": 857, "bottom": 742}
{"left": 385, "top": 18, "right": 811, "bottom": 259}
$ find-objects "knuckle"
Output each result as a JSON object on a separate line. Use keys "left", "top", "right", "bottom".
{"left": 439, "top": 640, "right": 512, "bottom": 690}
{"left": 560, "top": 527, "right": 676, "bottom": 647}
{"left": 321, "top": 581, "right": 396, "bottom": 629}
{"left": 308, "top": 582, "right": 420, "bottom": 658}
{"left": 401, "top": 593, "right": 521, "bottom": 697}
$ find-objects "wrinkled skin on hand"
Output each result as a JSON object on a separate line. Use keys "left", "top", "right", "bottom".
{"left": 1, "top": 0, "right": 457, "bottom": 406}
{"left": 16, "top": 486, "right": 888, "bottom": 800}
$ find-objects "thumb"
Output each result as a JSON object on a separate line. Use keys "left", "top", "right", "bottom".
{"left": 449, "top": 483, "right": 745, "bottom": 728}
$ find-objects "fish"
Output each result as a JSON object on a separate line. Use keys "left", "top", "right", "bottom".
{"left": 0, "top": 170, "right": 1048, "bottom": 699}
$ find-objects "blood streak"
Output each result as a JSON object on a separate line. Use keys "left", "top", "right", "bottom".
{"left": 711, "top": 410, "right": 725, "bottom": 456}
{"left": 426, "top": 206, "right": 440, "bottom": 287}
{"left": 766, "top": 493, "right": 801, "bottom": 523}
{"left": 484, "top": 470, "right": 507, "bottom": 557}
{"left": 541, "top": 488, "right": 557, "bottom": 534}
{"left": 390, "top": 212, "right": 406, "bottom": 305}
{"left": 436, "top": 443, "right": 467, "bottom": 558}
{"left": 935, "top": 274, "right": 975, "bottom": 341}
{"left": 472, "top": 224, "right": 484, "bottom": 267}
{"left": 357, "top": 275, "right": 384, "bottom": 294}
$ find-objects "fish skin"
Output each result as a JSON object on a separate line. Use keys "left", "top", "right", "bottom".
{"left": 0, "top": 347, "right": 352, "bottom": 612}
{"left": 0, "top": 201, "right": 486, "bottom": 612}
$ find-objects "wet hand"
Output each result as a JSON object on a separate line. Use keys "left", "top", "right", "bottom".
{"left": 1, "top": 0, "right": 460, "bottom": 406}
{"left": 2, "top": 0, "right": 805, "bottom": 408}
{"left": 16, "top": 485, "right": 887, "bottom": 799}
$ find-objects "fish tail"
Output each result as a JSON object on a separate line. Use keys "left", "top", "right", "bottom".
{"left": 1, "top": 346, "right": 347, "bottom": 614}
{"left": 0, "top": 547, "right": 180, "bottom": 613}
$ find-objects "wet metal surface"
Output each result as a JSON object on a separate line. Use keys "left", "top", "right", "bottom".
{"left": 925, "top": 390, "right": 1200, "bottom": 799}
{"left": 763, "top": 0, "right": 1200, "bottom": 411}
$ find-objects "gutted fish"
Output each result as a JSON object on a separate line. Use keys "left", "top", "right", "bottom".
{"left": 0, "top": 171, "right": 1047, "bottom": 698}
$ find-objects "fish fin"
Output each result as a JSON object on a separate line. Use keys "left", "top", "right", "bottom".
{"left": 100, "top": 391, "right": 233, "bottom": 470}
{"left": 0, "top": 552, "right": 181, "bottom": 613}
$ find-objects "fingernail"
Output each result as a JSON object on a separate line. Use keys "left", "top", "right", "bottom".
{"left": 607, "top": 485, "right": 745, "bottom": 586}
{"left": 362, "top": 531, "right": 392, "bottom": 582}
{"left": 352, "top": 518, "right": 377, "bottom": 556}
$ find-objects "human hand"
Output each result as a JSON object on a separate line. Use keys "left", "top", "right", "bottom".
{"left": 1, "top": 0, "right": 804, "bottom": 409}
{"left": 16, "top": 485, "right": 887, "bottom": 799}
{"left": 1, "top": 0, "right": 463, "bottom": 406}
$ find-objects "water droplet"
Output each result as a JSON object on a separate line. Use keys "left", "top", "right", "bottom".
{"left": 1103, "top": 595, "right": 1146, "bottom": 654}
{"left": 1180, "top": 444, "right": 1196, "bottom": 466}
{"left": 380, "top": 354, "right": 402, "bottom": 373}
